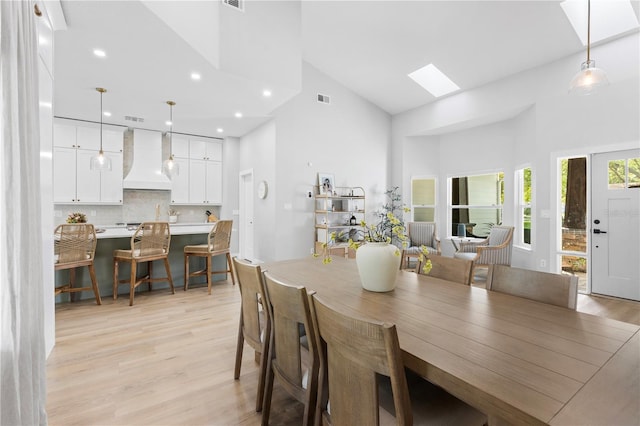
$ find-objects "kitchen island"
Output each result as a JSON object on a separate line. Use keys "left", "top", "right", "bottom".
{"left": 55, "top": 222, "right": 233, "bottom": 303}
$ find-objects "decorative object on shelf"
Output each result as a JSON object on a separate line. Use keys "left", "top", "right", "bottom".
{"left": 66, "top": 212, "right": 87, "bottom": 223}
{"left": 258, "top": 180, "right": 268, "bottom": 199}
{"left": 162, "top": 100, "right": 180, "bottom": 179}
{"left": 318, "top": 172, "right": 335, "bottom": 195}
{"left": 89, "top": 87, "right": 112, "bottom": 171}
{"left": 167, "top": 209, "right": 180, "bottom": 223}
{"left": 349, "top": 214, "right": 356, "bottom": 225}
{"left": 568, "top": 0, "right": 608, "bottom": 94}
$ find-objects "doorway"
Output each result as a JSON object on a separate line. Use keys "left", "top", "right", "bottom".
{"left": 591, "top": 149, "right": 640, "bottom": 301}
{"left": 239, "top": 169, "right": 255, "bottom": 262}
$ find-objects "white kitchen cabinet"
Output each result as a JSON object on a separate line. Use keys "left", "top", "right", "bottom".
{"left": 205, "top": 161, "right": 222, "bottom": 204}
{"left": 170, "top": 157, "right": 190, "bottom": 204}
{"left": 171, "top": 136, "right": 190, "bottom": 158}
{"left": 187, "top": 159, "right": 222, "bottom": 205}
{"left": 190, "top": 139, "right": 222, "bottom": 161}
{"left": 53, "top": 121, "right": 124, "bottom": 204}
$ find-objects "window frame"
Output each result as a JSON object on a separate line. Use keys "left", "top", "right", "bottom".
{"left": 410, "top": 176, "right": 437, "bottom": 223}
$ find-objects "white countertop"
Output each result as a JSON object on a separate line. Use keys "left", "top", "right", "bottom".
{"left": 95, "top": 222, "right": 215, "bottom": 239}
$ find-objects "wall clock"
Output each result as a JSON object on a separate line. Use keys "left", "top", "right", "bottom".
{"left": 258, "top": 180, "right": 268, "bottom": 199}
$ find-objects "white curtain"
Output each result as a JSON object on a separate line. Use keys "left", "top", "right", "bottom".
{"left": 0, "top": 1, "right": 47, "bottom": 425}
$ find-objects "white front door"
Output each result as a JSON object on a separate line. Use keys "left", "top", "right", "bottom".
{"left": 591, "top": 149, "right": 640, "bottom": 301}
{"left": 239, "top": 170, "right": 255, "bottom": 261}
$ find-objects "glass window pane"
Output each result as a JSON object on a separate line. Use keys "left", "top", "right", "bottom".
{"left": 414, "top": 207, "right": 435, "bottom": 222}
{"left": 561, "top": 255, "right": 587, "bottom": 293}
{"left": 608, "top": 159, "right": 625, "bottom": 189}
{"left": 629, "top": 157, "right": 640, "bottom": 188}
{"left": 524, "top": 207, "right": 531, "bottom": 244}
{"left": 452, "top": 208, "right": 502, "bottom": 238}
{"left": 412, "top": 178, "right": 435, "bottom": 205}
{"left": 523, "top": 168, "right": 532, "bottom": 203}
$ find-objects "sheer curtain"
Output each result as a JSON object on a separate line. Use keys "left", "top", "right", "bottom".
{"left": 0, "top": 1, "right": 47, "bottom": 424}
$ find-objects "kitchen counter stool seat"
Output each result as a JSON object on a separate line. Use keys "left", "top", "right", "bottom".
{"left": 113, "top": 221, "right": 175, "bottom": 306}
{"left": 54, "top": 223, "right": 102, "bottom": 305}
{"left": 184, "top": 220, "right": 235, "bottom": 294}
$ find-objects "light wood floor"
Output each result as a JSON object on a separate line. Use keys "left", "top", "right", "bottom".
{"left": 47, "top": 280, "right": 640, "bottom": 425}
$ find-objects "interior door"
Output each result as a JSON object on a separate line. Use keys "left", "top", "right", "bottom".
{"left": 591, "top": 149, "right": 640, "bottom": 301}
{"left": 239, "top": 170, "right": 254, "bottom": 261}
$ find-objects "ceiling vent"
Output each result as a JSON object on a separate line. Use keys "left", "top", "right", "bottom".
{"left": 124, "top": 115, "right": 145, "bottom": 123}
{"left": 317, "top": 94, "right": 331, "bottom": 104}
{"left": 222, "top": 0, "right": 244, "bottom": 11}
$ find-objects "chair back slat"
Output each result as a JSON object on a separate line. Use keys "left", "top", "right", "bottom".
{"left": 54, "top": 224, "right": 96, "bottom": 264}
{"left": 487, "top": 265, "right": 579, "bottom": 309}
{"left": 418, "top": 256, "right": 473, "bottom": 285}
{"left": 208, "top": 220, "right": 233, "bottom": 252}
{"left": 233, "top": 258, "right": 267, "bottom": 350}
{"left": 132, "top": 222, "right": 170, "bottom": 257}
{"left": 311, "top": 294, "right": 412, "bottom": 426}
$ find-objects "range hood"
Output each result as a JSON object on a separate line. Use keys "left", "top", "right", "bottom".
{"left": 123, "top": 128, "right": 172, "bottom": 190}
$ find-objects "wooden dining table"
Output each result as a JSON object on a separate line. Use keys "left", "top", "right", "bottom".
{"left": 263, "top": 256, "right": 640, "bottom": 426}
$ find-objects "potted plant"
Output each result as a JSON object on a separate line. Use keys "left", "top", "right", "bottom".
{"left": 66, "top": 212, "right": 87, "bottom": 223}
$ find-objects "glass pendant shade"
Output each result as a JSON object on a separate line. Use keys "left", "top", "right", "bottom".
{"left": 162, "top": 154, "right": 179, "bottom": 179}
{"left": 90, "top": 149, "right": 112, "bottom": 171}
{"left": 569, "top": 60, "right": 609, "bottom": 95}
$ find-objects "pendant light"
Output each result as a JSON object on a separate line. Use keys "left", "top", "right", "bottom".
{"left": 90, "top": 87, "right": 112, "bottom": 171}
{"left": 568, "top": 0, "right": 609, "bottom": 95}
{"left": 162, "top": 100, "right": 179, "bottom": 179}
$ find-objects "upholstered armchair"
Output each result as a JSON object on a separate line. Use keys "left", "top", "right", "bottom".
{"left": 454, "top": 225, "right": 514, "bottom": 282}
{"left": 401, "top": 222, "right": 441, "bottom": 270}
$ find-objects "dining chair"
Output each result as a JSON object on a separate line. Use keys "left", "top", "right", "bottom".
{"left": 184, "top": 220, "right": 235, "bottom": 294}
{"left": 261, "top": 271, "right": 319, "bottom": 426}
{"left": 487, "top": 265, "right": 579, "bottom": 309}
{"left": 310, "top": 293, "right": 487, "bottom": 426}
{"left": 401, "top": 222, "right": 441, "bottom": 270}
{"left": 113, "top": 221, "right": 175, "bottom": 306}
{"left": 232, "top": 257, "right": 270, "bottom": 412}
{"left": 54, "top": 223, "right": 102, "bottom": 305}
{"left": 417, "top": 255, "right": 473, "bottom": 285}
{"left": 453, "top": 225, "right": 514, "bottom": 283}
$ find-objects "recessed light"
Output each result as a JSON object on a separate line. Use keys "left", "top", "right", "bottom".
{"left": 234, "top": 112, "right": 243, "bottom": 118}
{"left": 103, "top": 111, "right": 112, "bottom": 117}
{"left": 191, "top": 72, "right": 201, "bottom": 81}
{"left": 408, "top": 63, "right": 460, "bottom": 97}
{"left": 217, "top": 128, "right": 224, "bottom": 133}
{"left": 93, "top": 49, "right": 106, "bottom": 58}
{"left": 165, "top": 120, "right": 172, "bottom": 126}
{"left": 263, "top": 89, "right": 272, "bottom": 97}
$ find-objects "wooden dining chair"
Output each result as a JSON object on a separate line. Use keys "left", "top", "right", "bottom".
{"left": 232, "top": 257, "right": 270, "bottom": 412}
{"left": 113, "top": 221, "right": 175, "bottom": 306}
{"left": 487, "top": 265, "right": 579, "bottom": 309}
{"left": 184, "top": 220, "right": 235, "bottom": 294}
{"left": 310, "top": 293, "right": 487, "bottom": 426}
{"left": 261, "top": 271, "right": 319, "bottom": 426}
{"left": 416, "top": 255, "right": 474, "bottom": 285}
{"left": 54, "top": 223, "right": 102, "bottom": 305}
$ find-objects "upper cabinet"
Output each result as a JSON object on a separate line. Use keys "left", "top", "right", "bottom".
{"left": 170, "top": 137, "right": 223, "bottom": 205}
{"left": 53, "top": 121, "right": 124, "bottom": 204}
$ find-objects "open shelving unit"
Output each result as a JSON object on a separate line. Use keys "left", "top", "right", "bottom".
{"left": 314, "top": 186, "right": 365, "bottom": 258}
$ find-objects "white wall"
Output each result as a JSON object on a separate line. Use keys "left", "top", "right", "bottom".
{"left": 239, "top": 61, "right": 391, "bottom": 262}
{"left": 392, "top": 33, "right": 640, "bottom": 272}
{"left": 221, "top": 136, "right": 240, "bottom": 254}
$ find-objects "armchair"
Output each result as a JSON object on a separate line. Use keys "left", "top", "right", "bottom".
{"left": 401, "top": 222, "right": 440, "bottom": 270}
{"left": 453, "top": 225, "right": 514, "bottom": 283}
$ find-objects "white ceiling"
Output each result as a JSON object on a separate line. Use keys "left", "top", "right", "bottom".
{"left": 53, "top": 0, "right": 640, "bottom": 138}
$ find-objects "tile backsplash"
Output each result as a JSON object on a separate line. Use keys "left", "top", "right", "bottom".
{"left": 54, "top": 190, "right": 220, "bottom": 226}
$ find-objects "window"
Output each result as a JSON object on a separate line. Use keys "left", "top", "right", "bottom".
{"left": 608, "top": 157, "right": 640, "bottom": 189}
{"left": 411, "top": 177, "right": 436, "bottom": 221}
{"left": 449, "top": 172, "right": 504, "bottom": 238}
{"left": 516, "top": 167, "right": 532, "bottom": 247}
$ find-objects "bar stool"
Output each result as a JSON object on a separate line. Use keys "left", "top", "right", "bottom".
{"left": 54, "top": 223, "right": 102, "bottom": 305}
{"left": 184, "top": 220, "right": 235, "bottom": 294}
{"left": 113, "top": 221, "right": 175, "bottom": 306}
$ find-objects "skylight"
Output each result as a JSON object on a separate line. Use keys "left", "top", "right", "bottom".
{"left": 561, "top": 0, "right": 639, "bottom": 45}
{"left": 408, "top": 64, "right": 460, "bottom": 98}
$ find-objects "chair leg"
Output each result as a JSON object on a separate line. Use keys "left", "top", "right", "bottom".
{"left": 261, "top": 350, "right": 275, "bottom": 426}
{"left": 88, "top": 264, "right": 102, "bottom": 305}
{"left": 129, "top": 261, "right": 137, "bottom": 306}
{"left": 148, "top": 261, "right": 153, "bottom": 292}
{"left": 470, "top": 263, "right": 476, "bottom": 284}
{"left": 164, "top": 257, "right": 175, "bottom": 294}
{"left": 184, "top": 253, "right": 190, "bottom": 291}
{"left": 113, "top": 259, "right": 119, "bottom": 300}
{"left": 227, "top": 252, "right": 236, "bottom": 285}
{"left": 234, "top": 313, "right": 244, "bottom": 380}
{"left": 206, "top": 256, "right": 212, "bottom": 295}
{"left": 69, "top": 268, "right": 76, "bottom": 302}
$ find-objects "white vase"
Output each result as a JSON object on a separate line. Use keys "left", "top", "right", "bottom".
{"left": 356, "top": 242, "right": 401, "bottom": 292}
{"left": 169, "top": 215, "right": 178, "bottom": 223}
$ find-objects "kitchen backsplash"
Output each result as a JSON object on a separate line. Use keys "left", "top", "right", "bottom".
{"left": 53, "top": 189, "right": 220, "bottom": 226}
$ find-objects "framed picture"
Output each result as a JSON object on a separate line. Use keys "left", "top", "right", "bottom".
{"left": 318, "top": 173, "right": 335, "bottom": 195}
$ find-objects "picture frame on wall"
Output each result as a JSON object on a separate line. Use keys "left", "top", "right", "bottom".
{"left": 318, "top": 173, "right": 335, "bottom": 195}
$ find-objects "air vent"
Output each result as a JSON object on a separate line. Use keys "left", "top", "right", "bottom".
{"left": 222, "top": 0, "right": 244, "bottom": 11}
{"left": 317, "top": 94, "right": 331, "bottom": 104}
{"left": 124, "top": 115, "right": 145, "bottom": 123}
